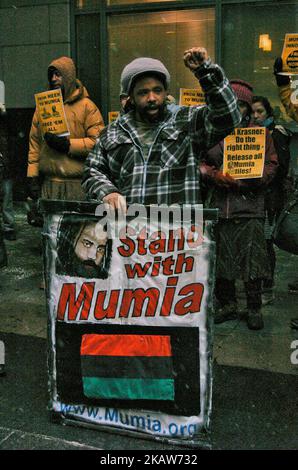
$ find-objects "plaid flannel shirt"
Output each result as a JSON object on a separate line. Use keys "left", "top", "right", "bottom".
{"left": 82, "top": 60, "right": 241, "bottom": 205}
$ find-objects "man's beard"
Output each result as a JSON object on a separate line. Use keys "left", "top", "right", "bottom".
{"left": 138, "top": 103, "right": 166, "bottom": 123}
{"left": 71, "top": 255, "right": 105, "bottom": 279}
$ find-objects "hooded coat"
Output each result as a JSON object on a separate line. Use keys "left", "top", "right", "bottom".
{"left": 27, "top": 57, "right": 104, "bottom": 190}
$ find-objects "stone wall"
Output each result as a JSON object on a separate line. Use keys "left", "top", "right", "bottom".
{"left": 0, "top": 1, "right": 70, "bottom": 108}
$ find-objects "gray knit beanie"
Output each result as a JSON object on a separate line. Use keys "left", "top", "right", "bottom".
{"left": 120, "top": 57, "right": 171, "bottom": 96}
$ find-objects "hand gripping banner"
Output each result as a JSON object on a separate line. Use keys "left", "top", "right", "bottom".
{"left": 40, "top": 200, "right": 218, "bottom": 448}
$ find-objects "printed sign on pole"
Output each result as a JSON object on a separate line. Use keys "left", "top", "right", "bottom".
{"left": 281, "top": 33, "right": 298, "bottom": 75}
{"left": 35, "top": 89, "right": 69, "bottom": 136}
{"left": 40, "top": 200, "right": 217, "bottom": 449}
{"left": 223, "top": 127, "right": 266, "bottom": 179}
{"left": 0, "top": 80, "right": 5, "bottom": 108}
{"left": 179, "top": 87, "right": 206, "bottom": 106}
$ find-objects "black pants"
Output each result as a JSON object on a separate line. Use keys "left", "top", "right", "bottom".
{"left": 215, "top": 278, "right": 262, "bottom": 310}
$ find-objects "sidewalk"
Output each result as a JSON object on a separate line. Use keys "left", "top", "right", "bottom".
{"left": 0, "top": 204, "right": 297, "bottom": 450}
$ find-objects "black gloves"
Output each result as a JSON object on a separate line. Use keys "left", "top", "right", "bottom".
{"left": 273, "top": 57, "right": 290, "bottom": 87}
{"left": 44, "top": 132, "right": 70, "bottom": 153}
{"left": 27, "top": 176, "right": 41, "bottom": 201}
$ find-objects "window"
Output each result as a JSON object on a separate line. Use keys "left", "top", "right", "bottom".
{"left": 76, "top": 14, "right": 102, "bottom": 108}
{"left": 222, "top": 1, "right": 298, "bottom": 125}
{"left": 76, "top": 0, "right": 98, "bottom": 8}
{"left": 108, "top": 0, "right": 184, "bottom": 5}
{"left": 108, "top": 8, "right": 215, "bottom": 111}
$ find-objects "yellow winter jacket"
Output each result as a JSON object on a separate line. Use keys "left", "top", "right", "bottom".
{"left": 279, "top": 83, "right": 298, "bottom": 122}
{"left": 27, "top": 56, "right": 104, "bottom": 179}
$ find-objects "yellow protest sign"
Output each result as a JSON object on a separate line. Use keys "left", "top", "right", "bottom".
{"left": 179, "top": 87, "right": 205, "bottom": 106}
{"left": 108, "top": 111, "right": 120, "bottom": 123}
{"left": 35, "top": 89, "right": 69, "bottom": 136}
{"left": 223, "top": 127, "right": 266, "bottom": 179}
{"left": 281, "top": 33, "right": 298, "bottom": 74}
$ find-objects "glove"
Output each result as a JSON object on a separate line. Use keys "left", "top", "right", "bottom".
{"left": 27, "top": 176, "right": 41, "bottom": 201}
{"left": 214, "top": 171, "right": 239, "bottom": 189}
{"left": 199, "top": 162, "right": 217, "bottom": 179}
{"left": 44, "top": 132, "right": 70, "bottom": 153}
{"left": 273, "top": 57, "right": 290, "bottom": 87}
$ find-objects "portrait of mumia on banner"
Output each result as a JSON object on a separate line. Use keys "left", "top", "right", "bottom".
{"left": 44, "top": 205, "right": 214, "bottom": 446}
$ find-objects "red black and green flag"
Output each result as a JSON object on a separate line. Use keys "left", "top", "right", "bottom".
{"left": 80, "top": 334, "right": 175, "bottom": 401}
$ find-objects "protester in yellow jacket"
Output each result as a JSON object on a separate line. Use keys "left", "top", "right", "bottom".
{"left": 27, "top": 56, "right": 104, "bottom": 200}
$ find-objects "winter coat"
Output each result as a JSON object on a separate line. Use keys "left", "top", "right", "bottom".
{"left": 201, "top": 122, "right": 278, "bottom": 219}
{"left": 27, "top": 56, "right": 104, "bottom": 180}
{"left": 82, "top": 60, "right": 242, "bottom": 205}
{"left": 265, "top": 123, "right": 292, "bottom": 220}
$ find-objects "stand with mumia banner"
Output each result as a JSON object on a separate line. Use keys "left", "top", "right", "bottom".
{"left": 40, "top": 200, "right": 218, "bottom": 448}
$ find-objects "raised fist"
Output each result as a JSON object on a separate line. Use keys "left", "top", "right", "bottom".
{"left": 183, "top": 47, "right": 209, "bottom": 71}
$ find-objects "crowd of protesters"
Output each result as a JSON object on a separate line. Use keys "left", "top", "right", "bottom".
{"left": 0, "top": 50, "right": 298, "bottom": 337}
